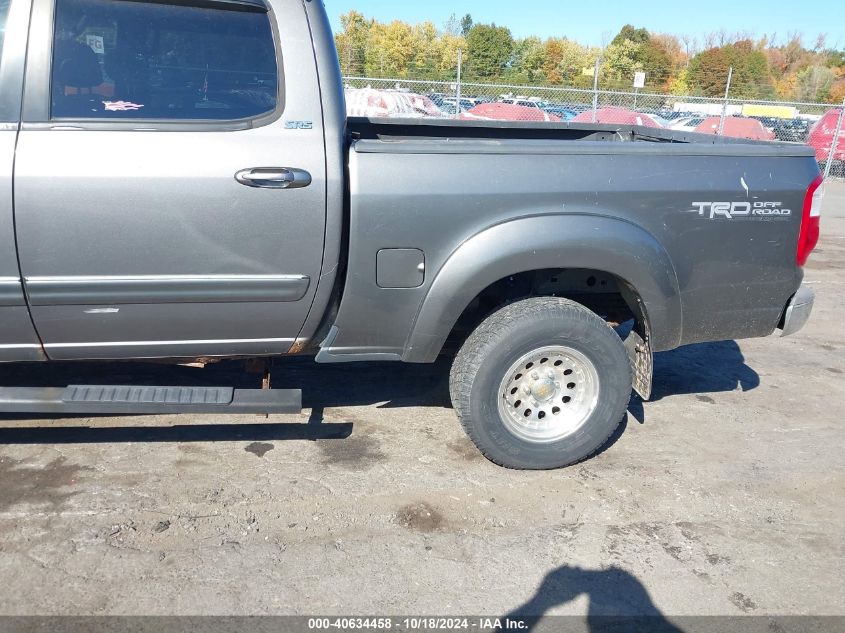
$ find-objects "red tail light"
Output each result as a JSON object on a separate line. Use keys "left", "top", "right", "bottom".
{"left": 797, "top": 174, "right": 824, "bottom": 266}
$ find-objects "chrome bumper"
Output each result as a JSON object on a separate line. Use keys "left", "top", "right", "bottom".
{"left": 780, "top": 285, "right": 815, "bottom": 337}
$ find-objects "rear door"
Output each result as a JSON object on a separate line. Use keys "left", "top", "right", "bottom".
{"left": 0, "top": 0, "right": 44, "bottom": 361}
{"left": 14, "top": 0, "right": 327, "bottom": 360}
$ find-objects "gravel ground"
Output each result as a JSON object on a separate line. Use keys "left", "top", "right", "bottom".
{"left": 0, "top": 183, "right": 843, "bottom": 619}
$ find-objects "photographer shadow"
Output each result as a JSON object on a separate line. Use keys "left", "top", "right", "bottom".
{"left": 503, "top": 564, "right": 684, "bottom": 632}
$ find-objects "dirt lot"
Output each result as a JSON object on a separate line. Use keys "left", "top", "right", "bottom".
{"left": 0, "top": 183, "right": 843, "bottom": 619}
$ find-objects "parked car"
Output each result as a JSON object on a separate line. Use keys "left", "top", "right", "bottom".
{"left": 751, "top": 116, "right": 779, "bottom": 133}
{"left": 571, "top": 107, "right": 662, "bottom": 128}
{"left": 441, "top": 97, "right": 477, "bottom": 114}
{"left": 540, "top": 104, "right": 579, "bottom": 121}
{"left": 657, "top": 110, "right": 685, "bottom": 121}
{"left": 694, "top": 116, "right": 776, "bottom": 141}
{"left": 807, "top": 109, "right": 845, "bottom": 165}
{"left": 775, "top": 118, "right": 811, "bottom": 143}
{"left": 345, "top": 88, "right": 442, "bottom": 119}
{"left": 497, "top": 98, "right": 576, "bottom": 120}
{"left": 499, "top": 98, "right": 540, "bottom": 108}
{"left": 461, "top": 102, "right": 562, "bottom": 122}
{"left": 670, "top": 116, "right": 707, "bottom": 132}
{"left": 649, "top": 115, "right": 673, "bottom": 128}
{"left": 427, "top": 93, "right": 462, "bottom": 116}
{"left": 0, "top": 0, "right": 823, "bottom": 470}
{"left": 747, "top": 116, "right": 810, "bottom": 143}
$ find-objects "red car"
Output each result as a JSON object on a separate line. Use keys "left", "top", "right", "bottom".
{"left": 694, "top": 116, "right": 775, "bottom": 141}
{"left": 807, "top": 109, "right": 845, "bottom": 164}
{"left": 460, "top": 103, "right": 561, "bottom": 123}
{"left": 571, "top": 107, "right": 661, "bottom": 128}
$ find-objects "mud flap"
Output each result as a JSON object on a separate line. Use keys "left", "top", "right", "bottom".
{"left": 624, "top": 329, "right": 653, "bottom": 401}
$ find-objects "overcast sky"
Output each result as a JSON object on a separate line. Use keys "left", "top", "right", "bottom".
{"left": 324, "top": 0, "right": 843, "bottom": 49}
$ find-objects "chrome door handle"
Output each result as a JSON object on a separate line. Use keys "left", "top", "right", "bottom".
{"left": 235, "top": 167, "right": 312, "bottom": 189}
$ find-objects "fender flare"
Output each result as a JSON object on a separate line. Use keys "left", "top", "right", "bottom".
{"left": 402, "top": 214, "right": 682, "bottom": 362}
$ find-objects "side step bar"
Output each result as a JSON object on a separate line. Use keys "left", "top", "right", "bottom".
{"left": 0, "top": 385, "right": 301, "bottom": 415}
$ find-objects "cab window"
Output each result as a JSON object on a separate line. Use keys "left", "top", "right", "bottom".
{"left": 0, "top": 0, "right": 10, "bottom": 55}
{"left": 51, "top": 0, "right": 278, "bottom": 120}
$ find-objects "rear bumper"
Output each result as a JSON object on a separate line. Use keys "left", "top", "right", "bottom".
{"left": 780, "top": 285, "right": 815, "bottom": 337}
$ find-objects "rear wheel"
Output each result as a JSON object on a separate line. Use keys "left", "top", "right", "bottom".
{"left": 449, "top": 297, "right": 632, "bottom": 470}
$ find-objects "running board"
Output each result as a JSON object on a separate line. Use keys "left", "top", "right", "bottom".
{"left": 0, "top": 385, "right": 302, "bottom": 415}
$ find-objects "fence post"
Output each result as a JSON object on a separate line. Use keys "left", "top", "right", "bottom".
{"left": 823, "top": 98, "right": 845, "bottom": 182}
{"left": 591, "top": 58, "right": 600, "bottom": 123}
{"left": 718, "top": 66, "right": 733, "bottom": 136}
{"left": 454, "top": 49, "right": 463, "bottom": 120}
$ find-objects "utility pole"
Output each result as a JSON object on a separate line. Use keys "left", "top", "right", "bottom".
{"left": 718, "top": 66, "right": 733, "bottom": 136}
{"left": 455, "top": 48, "right": 463, "bottom": 119}
{"left": 591, "top": 58, "right": 600, "bottom": 123}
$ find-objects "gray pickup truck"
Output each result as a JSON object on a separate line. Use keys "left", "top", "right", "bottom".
{"left": 0, "top": 0, "right": 823, "bottom": 468}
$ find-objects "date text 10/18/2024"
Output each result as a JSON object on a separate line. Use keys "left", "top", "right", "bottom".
{"left": 308, "top": 618, "right": 529, "bottom": 631}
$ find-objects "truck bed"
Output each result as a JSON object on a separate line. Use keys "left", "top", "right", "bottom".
{"left": 348, "top": 117, "right": 817, "bottom": 155}
{"left": 323, "top": 116, "right": 819, "bottom": 364}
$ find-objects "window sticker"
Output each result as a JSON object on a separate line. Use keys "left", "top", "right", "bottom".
{"left": 103, "top": 100, "right": 144, "bottom": 111}
{"left": 85, "top": 34, "right": 104, "bottom": 54}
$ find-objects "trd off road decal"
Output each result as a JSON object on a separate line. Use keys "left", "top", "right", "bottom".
{"left": 687, "top": 201, "right": 792, "bottom": 220}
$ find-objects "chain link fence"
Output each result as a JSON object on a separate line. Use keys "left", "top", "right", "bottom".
{"left": 343, "top": 76, "right": 845, "bottom": 181}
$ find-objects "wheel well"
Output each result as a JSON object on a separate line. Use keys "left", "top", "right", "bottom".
{"left": 442, "top": 268, "right": 645, "bottom": 355}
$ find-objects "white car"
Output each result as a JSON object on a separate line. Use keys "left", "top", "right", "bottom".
{"left": 669, "top": 116, "right": 707, "bottom": 132}
{"left": 500, "top": 98, "right": 547, "bottom": 110}
{"left": 345, "top": 88, "right": 443, "bottom": 119}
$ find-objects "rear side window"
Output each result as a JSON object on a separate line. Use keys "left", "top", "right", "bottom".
{"left": 0, "top": 0, "right": 10, "bottom": 56}
{"left": 51, "top": 0, "right": 278, "bottom": 120}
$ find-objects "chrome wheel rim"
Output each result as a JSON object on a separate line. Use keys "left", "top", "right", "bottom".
{"left": 497, "top": 345, "right": 600, "bottom": 444}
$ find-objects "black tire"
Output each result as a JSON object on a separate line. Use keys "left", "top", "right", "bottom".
{"left": 449, "top": 297, "right": 632, "bottom": 470}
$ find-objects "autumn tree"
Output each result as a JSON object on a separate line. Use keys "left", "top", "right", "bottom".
{"left": 688, "top": 40, "right": 773, "bottom": 98}
{"left": 542, "top": 39, "right": 565, "bottom": 83}
{"left": 332, "top": 10, "right": 845, "bottom": 103}
{"left": 794, "top": 65, "right": 836, "bottom": 101}
{"left": 439, "top": 33, "right": 467, "bottom": 76}
{"left": 335, "top": 11, "right": 371, "bottom": 76}
{"left": 410, "top": 21, "right": 441, "bottom": 77}
{"left": 364, "top": 21, "right": 418, "bottom": 78}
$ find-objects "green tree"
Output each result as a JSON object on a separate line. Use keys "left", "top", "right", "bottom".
{"left": 604, "top": 25, "right": 672, "bottom": 89}
{"left": 611, "top": 25, "right": 650, "bottom": 47}
{"left": 602, "top": 39, "right": 643, "bottom": 86}
{"left": 555, "top": 40, "right": 596, "bottom": 85}
{"left": 466, "top": 23, "right": 514, "bottom": 80}
{"left": 509, "top": 36, "right": 545, "bottom": 83}
{"left": 638, "top": 41, "right": 672, "bottom": 87}
{"left": 460, "top": 14, "right": 473, "bottom": 37}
